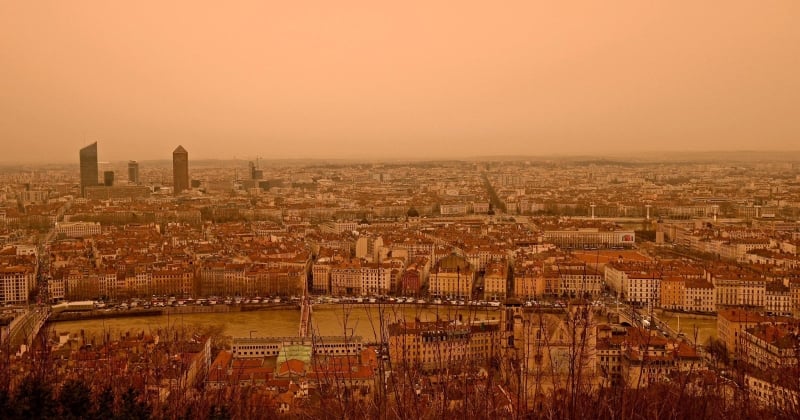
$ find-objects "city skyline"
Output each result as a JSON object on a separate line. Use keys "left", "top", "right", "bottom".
{"left": 1, "top": 1, "right": 799, "bottom": 163}
{"left": 2, "top": 147, "right": 800, "bottom": 417}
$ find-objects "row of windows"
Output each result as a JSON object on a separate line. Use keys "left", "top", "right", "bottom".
{"left": 234, "top": 350, "right": 280, "bottom": 356}
{"left": 318, "top": 349, "right": 360, "bottom": 354}
{"left": 317, "top": 343, "right": 361, "bottom": 348}
{"left": 237, "top": 345, "right": 279, "bottom": 350}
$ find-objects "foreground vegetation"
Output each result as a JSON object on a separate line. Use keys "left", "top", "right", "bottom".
{"left": 1, "top": 332, "right": 798, "bottom": 420}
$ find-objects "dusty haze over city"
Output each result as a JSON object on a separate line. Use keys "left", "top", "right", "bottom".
{"left": 4, "top": 4, "right": 800, "bottom": 418}
{"left": 1, "top": 1, "right": 799, "bottom": 163}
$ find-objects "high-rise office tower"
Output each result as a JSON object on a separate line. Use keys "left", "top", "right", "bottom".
{"left": 248, "top": 161, "right": 263, "bottom": 180}
{"left": 173, "top": 145, "right": 189, "bottom": 194}
{"left": 79, "top": 142, "right": 99, "bottom": 197}
{"left": 103, "top": 171, "right": 114, "bottom": 186}
{"left": 128, "top": 160, "right": 139, "bottom": 184}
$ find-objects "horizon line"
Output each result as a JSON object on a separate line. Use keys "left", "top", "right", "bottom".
{"left": 3, "top": 149, "right": 800, "bottom": 166}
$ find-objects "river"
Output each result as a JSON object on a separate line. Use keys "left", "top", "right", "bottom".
{"left": 48, "top": 304, "right": 502, "bottom": 342}
{"left": 659, "top": 311, "right": 718, "bottom": 345}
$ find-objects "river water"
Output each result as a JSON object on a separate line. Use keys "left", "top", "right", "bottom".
{"left": 49, "top": 304, "right": 502, "bottom": 342}
{"left": 660, "top": 311, "right": 718, "bottom": 345}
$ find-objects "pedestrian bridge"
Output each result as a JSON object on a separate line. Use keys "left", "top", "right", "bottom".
{"left": 298, "top": 298, "right": 312, "bottom": 337}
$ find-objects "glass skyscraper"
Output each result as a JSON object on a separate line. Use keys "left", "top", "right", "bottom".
{"left": 79, "top": 142, "right": 98, "bottom": 196}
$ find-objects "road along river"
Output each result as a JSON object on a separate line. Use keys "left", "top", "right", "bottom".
{"left": 47, "top": 304, "right": 502, "bottom": 343}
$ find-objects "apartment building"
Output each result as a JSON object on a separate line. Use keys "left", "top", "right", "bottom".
{"left": 596, "top": 325, "right": 626, "bottom": 386}
{"left": 439, "top": 203, "right": 468, "bottom": 216}
{"left": 311, "top": 261, "right": 332, "bottom": 294}
{"left": 683, "top": 278, "right": 715, "bottom": 313}
{"left": 464, "top": 245, "right": 507, "bottom": 272}
{"left": 398, "top": 266, "right": 422, "bottom": 296}
{"left": 746, "top": 370, "right": 800, "bottom": 411}
{"left": 48, "top": 276, "right": 65, "bottom": 301}
{"left": 483, "top": 260, "right": 508, "bottom": 300}
{"left": 360, "top": 262, "right": 391, "bottom": 296}
{"left": 717, "top": 309, "right": 769, "bottom": 361}
{"left": 428, "top": 253, "right": 474, "bottom": 299}
{"left": 151, "top": 268, "right": 194, "bottom": 297}
{"left": 330, "top": 260, "right": 361, "bottom": 296}
{"left": 660, "top": 276, "right": 685, "bottom": 311}
{"left": 556, "top": 264, "right": 603, "bottom": 297}
{"left": 55, "top": 221, "right": 101, "bottom": 238}
{"left": 388, "top": 319, "right": 501, "bottom": 371}
{"left": 512, "top": 263, "right": 542, "bottom": 300}
{"left": 597, "top": 325, "right": 702, "bottom": 387}
{"left": 765, "top": 281, "right": 792, "bottom": 316}
{"left": 625, "top": 271, "right": 662, "bottom": 307}
{"left": 98, "top": 269, "right": 120, "bottom": 299}
{"left": 790, "top": 279, "right": 800, "bottom": 316}
{"left": 65, "top": 270, "right": 101, "bottom": 300}
{"left": 0, "top": 264, "right": 36, "bottom": 304}
{"left": 542, "top": 228, "right": 635, "bottom": 249}
{"left": 232, "top": 335, "right": 363, "bottom": 359}
{"left": 711, "top": 272, "right": 766, "bottom": 309}
{"left": 719, "top": 238, "right": 771, "bottom": 261}
{"left": 740, "top": 323, "right": 800, "bottom": 371}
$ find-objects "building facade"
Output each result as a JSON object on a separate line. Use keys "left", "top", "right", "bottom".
{"left": 79, "top": 142, "right": 99, "bottom": 197}
{"left": 128, "top": 160, "right": 140, "bottom": 184}
{"left": 173, "top": 145, "right": 189, "bottom": 194}
{"left": 55, "top": 221, "right": 101, "bottom": 238}
{"left": 388, "top": 319, "right": 500, "bottom": 371}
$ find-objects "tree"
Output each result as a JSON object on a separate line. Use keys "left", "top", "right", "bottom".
{"left": 0, "top": 388, "right": 11, "bottom": 418}
{"left": 89, "top": 386, "right": 115, "bottom": 420}
{"left": 58, "top": 378, "right": 92, "bottom": 419}
{"left": 708, "top": 338, "right": 730, "bottom": 367}
{"left": 13, "top": 374, "right": 57, "bottom": 419}
{"left": 209, "top": 403, "right": 232, "bottom": 420}
{"left": 118, "top": 387, "right": 149, "bottom": 420}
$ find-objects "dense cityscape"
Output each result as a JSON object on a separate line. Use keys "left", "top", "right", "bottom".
{"left": 1, "top": 146, "right": 799, "bottom": 418}
{"left": 3, "top": 2, "right": 799, "bottom": 417}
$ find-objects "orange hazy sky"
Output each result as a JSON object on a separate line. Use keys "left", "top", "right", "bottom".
{"left": 1, "top": 1, "right": 799, "bottom": 162}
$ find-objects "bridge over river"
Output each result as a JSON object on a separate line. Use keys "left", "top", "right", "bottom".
{"left": 1, "top": 307, "right": 50, "bottom": 354}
